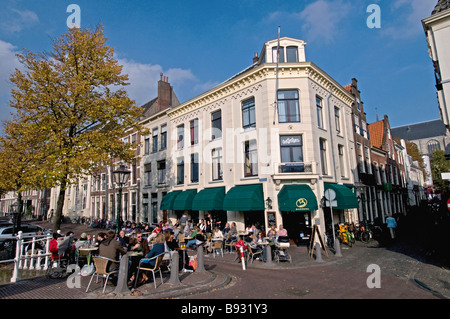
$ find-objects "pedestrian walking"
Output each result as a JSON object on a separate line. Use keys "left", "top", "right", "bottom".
{"left": 386, "top": 214, "right": 397, "bottom": 239}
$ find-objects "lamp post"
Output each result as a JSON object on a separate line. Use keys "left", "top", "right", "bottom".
{"left": 10, "top": 201, "right": 19, "bottom": 235}
{"left": 113, "top": 163, "right": 130, "bottom": 234}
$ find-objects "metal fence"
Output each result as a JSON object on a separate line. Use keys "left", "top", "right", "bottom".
{"left": 0, "top": 231, "right": 52, "bottom": 283}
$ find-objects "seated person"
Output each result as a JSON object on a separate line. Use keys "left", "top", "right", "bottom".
{"left": 277, "top": 224, "right": 288, "bottom": 237}
{"left": 186, "top": 228, "right": 205, "bottom": 248}
{"left": 98, "top": 230, "right": 127, "bottom": 273}
{"left": 166, "top": 231, "right": 189, "bottom": 270}
{"left": 135, "top": 233, "right": 166, "bottom": 284}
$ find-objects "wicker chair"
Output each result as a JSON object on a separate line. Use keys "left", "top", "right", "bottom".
{"left": 247, "top": 246, "right": 263, "bottom": 263}
{"left": 85, "top": 256, "right": 119, "bottom": 293}
{"left": 134, "top": 253, "right": 165, "bottom": 289}
{"left": 211, "top": 241, "right": 224, "bottom": 258}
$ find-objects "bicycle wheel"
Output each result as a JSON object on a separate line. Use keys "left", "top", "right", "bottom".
{"left": 361, "top": 231, "right": 370, "bottom": 243}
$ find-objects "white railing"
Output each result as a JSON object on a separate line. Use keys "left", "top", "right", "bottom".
{"left": 0, "top": 231, "right": 52, "bottom": 283}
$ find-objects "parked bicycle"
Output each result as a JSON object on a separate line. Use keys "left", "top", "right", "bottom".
{"left": 356, "top": 222, "right": 372, "bottom": 243}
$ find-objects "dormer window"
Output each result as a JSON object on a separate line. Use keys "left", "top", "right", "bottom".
{"left": 286, "top": 46, "right": 298, "bottom": 62}
{"left": 272, "top": 46, "right": 284, "bottom": 63}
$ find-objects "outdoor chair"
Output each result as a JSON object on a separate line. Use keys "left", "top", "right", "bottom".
{"left": 134, "top": 252, "right": 165, "bottom": 289}
{"left": 75, "top": 248, "right": 90, "bottom": 266}
{"left": 247, "top": 246, "right": 263, "bottom": 263}
{"left": 85, "top": 256, "right": 120, "bottom": 293}
{"left": 211, "top": 241, "right": 224, "bottom": 258}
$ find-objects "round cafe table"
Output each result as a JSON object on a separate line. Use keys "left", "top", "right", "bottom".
{"left": 78, "top": 247, "right": 98, "bottom": 265}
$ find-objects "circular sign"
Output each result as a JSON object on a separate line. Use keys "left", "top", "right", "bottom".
{"left": 447, "top": 198, "right": 450, "bottom": 211}
{"left": 324, "top": 189, "right": 336, "bottom": 201}
{"left": 296, "top": 198, "right": 308, "bottom": 208}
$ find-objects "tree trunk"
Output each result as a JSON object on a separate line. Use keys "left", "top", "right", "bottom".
{"left": 53, "top": 179, "right": 67, "bottom": 233}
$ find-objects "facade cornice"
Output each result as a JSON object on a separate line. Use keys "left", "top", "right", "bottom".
{"left": 167, "top": 62, "right": 354, "bottom": 119}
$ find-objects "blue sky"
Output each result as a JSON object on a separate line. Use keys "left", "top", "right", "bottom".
{"left": 0, "top": 0, "right": 440, "bottom": 128}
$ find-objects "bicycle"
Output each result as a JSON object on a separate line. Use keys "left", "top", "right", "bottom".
{"left": 357, "top": 222, "right": 373, "bottom": 243}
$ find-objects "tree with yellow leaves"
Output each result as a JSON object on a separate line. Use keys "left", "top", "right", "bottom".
{"left": 6, "top": 25, "right": 147, "bottom": 232}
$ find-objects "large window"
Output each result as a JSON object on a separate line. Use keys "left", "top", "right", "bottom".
{"left": 338, "top": 144, "right": 345, "bottom": 178}
{"left": 152, "top": 128, "right": 158, "bottom": 152}
{"left": 212, "top": 148, "right": 223, "bottom": 181}
{"left": 177, "top": 124, "right": 184, "bottom": 149}
{"left": 144, "top": 137, "right": 150, "bottom": 155}
{"left": 242, "top": 97, "right": 256, "bottom": 129}
{"left": 144, "top": 163, "right": 151, "bottom": 186}
{"left": 160, "top": 124, "right": 167, "bottom": 150}
{"left": 334, "top": 106, "right": 341, "bottom": 133}
{"left": 278, "top": 90, "right": 300, "bottom": 123}
{"left": 244, "top": 140, "right": 258, "bottom": 177}
{"left": 280, "top": 135, "right": 303, "bottom": 163}
{"left": 272, "top": 46, "right": 284, "bottom": 63}
{"left": 316, "top": 96, "right": 324, "bottom": 128}
{"left": 177, "top": 157, "right": 184, "bottom": 185}
{"left": 190, "top": 119, "right": 199, "bottom": 145}
{"left": 319, "top": 138, "right": 327, "bottom": 175}
{"left": 157, "top": 160, "right": 166, "bottom": 184}
{"left": 211, "top": 110, "right": 222, "bottom": 140}
{"left": 191, "top": 153, "right": 199, "bottom": 183}
{"left": 286, "top": 46, "right": 298, "bottom": 62}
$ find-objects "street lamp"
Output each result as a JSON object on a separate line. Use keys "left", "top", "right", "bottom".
{"left": 113, "top": 163, "right": 130, "bottom": 234}
{"left": 10, "top": 201, "right": 19, "bottom": 234}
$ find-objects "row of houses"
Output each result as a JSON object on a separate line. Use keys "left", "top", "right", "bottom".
{"left": 0, "top": 37, "right": 426, "bottom": 240}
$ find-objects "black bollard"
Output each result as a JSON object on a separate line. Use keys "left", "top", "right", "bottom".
{"left": 113, "top": 253, "right": 130, "bottom": 295}
{"left": 168, "top": 251, "right": 181, "bottom": 285}
{"left": 314, "top": 243, "right": 323, "bottom": 263}
{"left": 196, "top": 245, "right": 206, "bottom": 272}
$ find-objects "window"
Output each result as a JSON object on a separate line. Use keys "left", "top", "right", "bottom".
{"left": 144, "top": 163, "right": 151, "bottom": 186}
{"left": 212, "top": 148, "right": 223, "bottom": 181}
{"left": 190, "top": 119, "right": 199, "bottom": 145}
{"left": 157, "top": 160, "right": 166, "bottom": 184}
{"left": 144, "top": 137, "right": 150, "bottom": 155}
{"left": 364, "top": 146, "right": 372, "bottom": 174}
{"left": 211, "top": 110, "right": 222, "bottom": 140}
{"left": 242, "top": 97, "right": 256, "bottom": 129}
{"left": 191, "top": 153, "right": 199, "bottom": 183}
{"left": 160, "top": 124, "right": 167, "bottom": 150}
{"left": 152, "top": 128, "right": 158, "bottom": 152}
{"left": 338, "top": 144, "right": 345, "bottom": 178}
{"left": 278, "top": 90, "right": 300, "bottom": 123}
{"left": 316, "top": 96, "right": 324, "bottom": 128}
{"left": 272, "top": 46, "right": 284, "bottom": 63}
{"left": 177, "top": 124, "right": 184, "bottom": 149}
{"left": 286, "top": 46, "right": 298, "bottom": 62}
{"left": 357, "top": 143, "right": 365, "bottom": 173}
{"left": 177, "top": 157, "right": 184, "bottom": 185}
{"left": 427, "top": 140, "right": 440, "bottom": 155}
{"left": 334, "top": 107, "right": 341, "bottom": 133}
{"left": 354, "top": 114, "right": 360, "bottom": 133}
{"left": 280, "top": 135, "right": 303, "bottom": 163}
{"left": 374, "top": 163, "right": 381, "bottom": 185}
{"left": 244, "top": 140, "right": 258, "bottom": 177}
{"left": 319, "top": 138, "right": 327, "bottom": 175}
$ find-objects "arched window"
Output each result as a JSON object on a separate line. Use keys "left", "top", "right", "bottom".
{"left": 427, "top": 139, "right": 440, "bottom": 155}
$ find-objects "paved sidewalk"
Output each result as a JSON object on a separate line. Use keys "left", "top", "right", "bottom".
{"left": 1, "top": 220, "right": 448, "bottom": 299}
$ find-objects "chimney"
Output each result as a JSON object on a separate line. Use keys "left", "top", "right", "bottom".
{"left": 253, "top": 52, "right": 259, "bottom": 64}
{"left": 158, "top": 73, "right": 172, "bottom": 112}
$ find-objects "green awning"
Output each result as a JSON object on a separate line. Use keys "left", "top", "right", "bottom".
{"left": 324, "top": 183, "right": 359, "bottom": 209}
{"left": 160, "top": 191, "right": 182, "bottom": 210}
{"left": 192, "top": 187, "right": 225, "bottom": 211}
{"left": 172, "top": 189, "right": 198, "bottom": 211}
{"left": 222, "top": 184, "right": 265, "bottom": 211}
{"left": 278, "top": 184, "right": 318, "bottom": 212}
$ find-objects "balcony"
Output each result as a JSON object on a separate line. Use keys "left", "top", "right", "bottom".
{"left": 278, "top": 162, "right": 313, "bottom": 174}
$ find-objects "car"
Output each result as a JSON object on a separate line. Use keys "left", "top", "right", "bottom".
{"left": 0, "top": 224, "right": 51, "bottom": 251}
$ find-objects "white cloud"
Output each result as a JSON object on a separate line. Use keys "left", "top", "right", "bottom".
{"left": 0, "top": 9, "right": 39, "bottom": 33}
{"left": 296, "top": 0, "right": 353, "bottom": 44}
{"left": 117, "top": 57, "right": 199, "bottom": 106}
{"left": 382, "top": 0, "right": 437, "bottom": 39}
{"left": 0, "top": 39, "right": 21, "bottom": 123}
